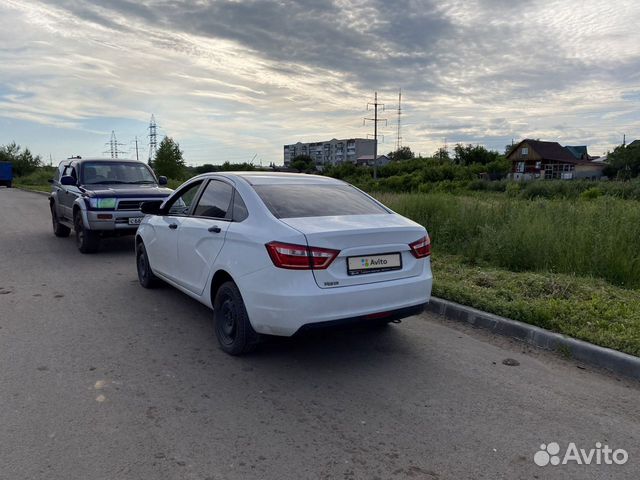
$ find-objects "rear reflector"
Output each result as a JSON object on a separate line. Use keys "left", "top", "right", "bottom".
{"left": 266, "top": 241, "right": 339, "bottom": 270}
{"left": 409, "top": 235, "right": 431, "bottom": 258}
{"left": 97, "top": 214, "right": 113, "bottom": 220}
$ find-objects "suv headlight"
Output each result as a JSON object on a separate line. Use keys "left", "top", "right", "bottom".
{"left": 89, "top": 198, "right": 117, "bottom": 209}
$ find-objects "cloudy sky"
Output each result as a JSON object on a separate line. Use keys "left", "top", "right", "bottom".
{"left": 1, "top": 0, "right": 639, "bottom": 166}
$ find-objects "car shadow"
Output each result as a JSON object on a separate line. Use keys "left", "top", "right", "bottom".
{"left": 138, "top": 277, "right": 420, "bottom": 375}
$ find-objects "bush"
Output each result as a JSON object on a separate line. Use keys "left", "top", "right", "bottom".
{"left": 580, "top": 187, "right": 604, "bottom": 200}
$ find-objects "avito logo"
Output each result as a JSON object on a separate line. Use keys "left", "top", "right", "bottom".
{"left": 368, "top": 258, "right": 388, "bottom": 266}
{"left": 361, "top": 258, "right": 388, "bottom": 267}
{"left": 534, "top": 442, "right": 628, "bottom": 467}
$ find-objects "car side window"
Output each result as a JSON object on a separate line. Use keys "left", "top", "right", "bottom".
{"left": 63, "top": 166, "right": 77, "bottom": 181}
{"left": 165, "top": 181, "right": 203, "bottom": 216}
{"left": 54, "top": 162, "right": 66, "bottom": 182}
{"left": 193, "top": 180, "right": 233, "bottom": 219}
{"left": 232, "top": 190, "right": 249, "bottom": 222}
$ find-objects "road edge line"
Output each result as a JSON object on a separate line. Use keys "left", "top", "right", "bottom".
{"left": 15, "top": 187, "right": 50, "bottom": 196}
{"left": 426, "top": 297, "right": 640, "bottom": 381}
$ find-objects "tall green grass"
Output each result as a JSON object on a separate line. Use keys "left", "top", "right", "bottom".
{"left": 378, "top": 193, "right": 640, "bottom": 288}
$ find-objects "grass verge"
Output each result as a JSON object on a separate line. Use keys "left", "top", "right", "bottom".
{"left": 13, "top": 183, "right": 50, "bottom": 193}
{"left": 433, "top": 254, "right": 640, "bottom": 357}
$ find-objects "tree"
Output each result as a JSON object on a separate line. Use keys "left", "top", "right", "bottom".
{"left": 153, "top": 136, "right": 186, "bottom": 179}
{"left": 433, "top": 147, "right": 450, "bottom": 161}
{"left": 388, "top": 146, "right": 415, "bottom": 161}
{"left": 504, "top": 144, "right": 517, "bottom": 156}
{"left": 290, "top": 154, "right": 315, "bottom": 173}
{"left": 604, "top": 144, "right": 640, "bottom": 179}
{"left": 453, "top": 143, "right": 500, "bottom": 165}
{"left": 0, "top": 142, "right": 41, "bottom": 176}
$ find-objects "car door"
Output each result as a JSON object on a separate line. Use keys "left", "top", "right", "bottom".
{"left": 145, "top": 180, "right": 204, "bottom": 282}
{"left": 51, "top": 161, "right": 67, "bottom": 217}
{"left": 59, "top": 164, "right": 80, "bottom": 220}
{"left": 175, "top": 179, "right": 234, "bottom": 295}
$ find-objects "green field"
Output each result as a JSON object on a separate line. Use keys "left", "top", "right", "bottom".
{"left": 377, "top": 192, "right": 640, "bottom": 356}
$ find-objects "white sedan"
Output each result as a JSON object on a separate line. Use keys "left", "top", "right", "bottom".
{"left": 136, "top": 172, "right": 432, "bottom": 354}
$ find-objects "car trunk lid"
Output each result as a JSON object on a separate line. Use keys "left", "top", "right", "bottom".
{"left": 280, "top": 214, "right": 426, "bottom": 288}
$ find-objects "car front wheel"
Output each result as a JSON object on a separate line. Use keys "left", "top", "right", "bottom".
{"left": 74, "top": 211, "right": 100, "bottom": 253}
{"left": 213, "top": 281, "right": 259, "bottom": 355}
{"left": 136, "top": 241, "right": 160, "bottom": 288}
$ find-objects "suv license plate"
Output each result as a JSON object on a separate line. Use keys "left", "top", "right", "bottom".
{"left": 128, "top": 217, "right": 143, "bottom": 225}
{"left": 347, "top": 253, "right": 402, "bottom": 276}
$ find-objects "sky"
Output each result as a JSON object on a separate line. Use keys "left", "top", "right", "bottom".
{"left": 1, "top": 0, "right": 639, "bottom": 166}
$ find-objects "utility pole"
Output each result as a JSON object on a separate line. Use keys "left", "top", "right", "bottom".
{"left": 135, "top": 136, "right": 139, "bottom": 161}
{"left": 396, "top": 89, "right": 402, "bottom": 152}
{"left": 104, "top": 131, "right": 125, "bottom": 159}
{"left": 148, "top": 114, "right": 158, "bottom": 163}
{"left": 364, "top": 91, "right": 387, "bottom": 180}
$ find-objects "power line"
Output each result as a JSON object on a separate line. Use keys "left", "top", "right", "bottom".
{"left": 364, "top": 91, "right": 387, "bottom": 180}
{"left": 148, "top": 114, "right": 158, "bottom": 164}
{"left": 396, "top": 89, "right": 402, "bottom": 152}
{"left": 104, "top": 130, "right": 126, "bottom": 159}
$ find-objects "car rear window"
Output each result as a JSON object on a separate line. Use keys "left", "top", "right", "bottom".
{"left": 253, "top": 184, "right": 390, "bottom": 218}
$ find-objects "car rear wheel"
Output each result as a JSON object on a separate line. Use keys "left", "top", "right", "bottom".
{"left": 136, "top": 241, "right": 160, "bottom": 288}
{"left": 74, "top": 211, "right": 100, "bottom": 253}
{"left": 213, "top": 281, "right": 259, "bottom": 355}
{"left": 51, "top": 204, "right": 71, "bottom": 237}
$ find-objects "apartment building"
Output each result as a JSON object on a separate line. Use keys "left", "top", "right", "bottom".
{"left": 283, "top": 138, "right": 375, "bottom": 167}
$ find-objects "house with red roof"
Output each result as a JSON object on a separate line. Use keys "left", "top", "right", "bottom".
{"left": 507, "top": 139, "right": 605, "bottom": 180}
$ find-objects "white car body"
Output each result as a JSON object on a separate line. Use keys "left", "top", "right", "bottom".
{"left": 136, "top": 172, "right": 432, "bottom": 338}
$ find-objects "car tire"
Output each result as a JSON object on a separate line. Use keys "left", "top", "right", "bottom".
{"left": 51, "top": 204, "right": 71, "bottom": 237}
{"left": 74, "top": 210, "right": 100, "bottom": 253}
{"left": 6, "top": 181, "right": 11, "bottom": 188}
{"left": 213, "top": 281, "right": 259, "bottom": 355}
{"left": 136, "top": 241, "right": 160, "bottom": 288}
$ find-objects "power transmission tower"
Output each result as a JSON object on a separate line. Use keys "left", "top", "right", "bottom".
{"left": 104, "top": 131, "right": 126, "bottom": 159}
{"left": 148, "top": 114, "right": 158, "bottom": 163}
{"left": 364, "top": 91, "right": 387, "bottom": 180}
{"left": 396, "top": 89, "right": 402, "bottom": 152}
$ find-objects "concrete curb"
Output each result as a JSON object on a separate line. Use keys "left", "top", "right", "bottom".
{"left": 15, "top": 187, "right": 49, "bottom": 197}
{"left": 427, "top": 297, "right": 640, "bottom": 381}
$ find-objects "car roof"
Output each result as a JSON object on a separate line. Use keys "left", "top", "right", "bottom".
{"left": 75, "top": 158, "right": 142, "bottom": 164}
{"left": 209, "top": 171, "right": 345, "bottom": 186}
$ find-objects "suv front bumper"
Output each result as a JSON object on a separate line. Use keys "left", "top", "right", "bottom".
{"left": 86, "top": 209, "right": 145, "bottom": 231}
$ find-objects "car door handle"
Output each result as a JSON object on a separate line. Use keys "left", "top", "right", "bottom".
{"left": 168, "top": 223, "right": 178, "bottom": 230}
{"left": 208, "top": 225, "right": 221, "bottom": 233}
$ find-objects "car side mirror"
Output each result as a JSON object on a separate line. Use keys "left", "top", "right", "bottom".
{"left": 47, "top": 178, "right": 54, "bottom": 184}
{"left": 140, "top": 200, "right": 163, "bottom": 215}
{"left": 60, "top": 175, "right": 76, "bottom": 186}
{"left": 158, "top": 176, "right": 168, "bottom": 186}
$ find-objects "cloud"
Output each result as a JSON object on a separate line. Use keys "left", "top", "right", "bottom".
{"left": 0, "top": 0, "right": 639, "bottom": 163}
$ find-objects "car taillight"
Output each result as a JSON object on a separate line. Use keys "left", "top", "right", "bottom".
{"left": 265, "top": 241, "right": 339, "bottom": 270}
{"left": 409, "top": 235, "right": 431, "bottom": 258}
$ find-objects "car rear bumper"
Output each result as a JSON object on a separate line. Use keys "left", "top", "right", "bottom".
{"left": 238, "top": 259, "right": 433, "bottom": 336}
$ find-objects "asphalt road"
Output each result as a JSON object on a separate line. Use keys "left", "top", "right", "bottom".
{"left": 1, "top": 187, "right": 638, "bottom": 480}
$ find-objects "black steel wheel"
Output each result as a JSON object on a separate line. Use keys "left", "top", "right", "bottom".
{"left": 213, "top": 281, "right": 259, "bottom": 355}
{"left": 136, "top": 241, "right": 160, "bottom": 288}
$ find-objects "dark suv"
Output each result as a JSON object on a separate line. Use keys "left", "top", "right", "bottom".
{"left": 49, "top": 157, "right": 173, "bottom": 253}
